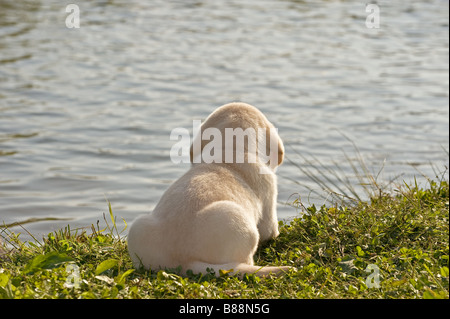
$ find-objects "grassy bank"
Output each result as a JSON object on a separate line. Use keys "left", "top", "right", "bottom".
{"left": 0, "top": 179, "right": 448, "bottom": 299}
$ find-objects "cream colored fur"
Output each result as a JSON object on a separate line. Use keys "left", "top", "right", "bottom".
{"left": 127, "top": 102, "right": 293, "bottom": 277}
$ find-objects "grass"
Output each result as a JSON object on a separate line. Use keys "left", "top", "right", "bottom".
{"left": 284, "top": 136, "right": 405, "bottom": 206}
{"left": 0, "top": 173, "right": 448, "bottom": 299}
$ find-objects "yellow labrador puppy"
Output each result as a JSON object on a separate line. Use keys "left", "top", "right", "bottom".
{"left": 127, "top": 102, "right": 292, "bottom": 277}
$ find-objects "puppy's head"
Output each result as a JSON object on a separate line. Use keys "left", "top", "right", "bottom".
{"left": 190, "top": 102, "right": 284, "bottom": 170}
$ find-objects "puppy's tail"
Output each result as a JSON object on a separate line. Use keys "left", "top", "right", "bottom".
{"left": 185, "top": 261, "right": 293, "bottom": 278}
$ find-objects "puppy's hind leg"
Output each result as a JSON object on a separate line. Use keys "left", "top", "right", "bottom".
{"left": 186, "top": 201, "right": 295, "bottom": 278}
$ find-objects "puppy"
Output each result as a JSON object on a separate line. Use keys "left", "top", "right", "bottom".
{"left": 127, "top": 102, "right": 292, "bottom": 277}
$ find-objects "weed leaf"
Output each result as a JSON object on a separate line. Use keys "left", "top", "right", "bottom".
{"left": 0, "top": 273, "right": 10, "bottom": 288}
{"left": 24, "top": 251, "right": 73, "bottom": 274}
{"left": 95, "top": 259, "right": 119, "bottom": 275}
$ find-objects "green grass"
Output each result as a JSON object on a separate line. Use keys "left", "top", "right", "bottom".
{"left": 0, "top": 178, "right": 448, "bottom": 299}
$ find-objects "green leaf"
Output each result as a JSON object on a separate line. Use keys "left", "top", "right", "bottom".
{"left": 23, "top": 251, "right": 73, "bottom": 274}
{"left": 440, "top": 266, "right": 449, "bottom": 278}
{"left": 157, "top": 270, "right": 168, "bottom": 281}
{"left": 115, "top": 269, "right": 135, "bottom": 284}
{"left": 356, "top": 246, "right": 365, "bottom": 257}
{"left": 0, "top": 273, "right": 10, "bottom": 288}
{"left": 423, "top": 289, "right": 439, "bottom": 299}
{"left": 108, "top": 200, "right": 116, "bottom": 229}
{"left": 219, "top": 269, "right": 234, "bottom": 276}
{"left": 95, "top": 259, "right": 119, "bottom": 275}
{"left": 356, "top": 246, "right": 364, "bottom": 257}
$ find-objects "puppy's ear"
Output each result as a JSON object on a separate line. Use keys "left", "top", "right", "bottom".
{"left": 265, "top": 127, "right": 284, "bottom": 169}
{"left": 277, "top": 137, "right": 284, "bottom": 166}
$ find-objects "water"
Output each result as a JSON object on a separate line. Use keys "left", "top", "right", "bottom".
{"left": 1, "top": 0, "right": 448, "bottom": 242}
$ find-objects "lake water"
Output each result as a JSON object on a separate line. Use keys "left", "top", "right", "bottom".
{"left": 1, "top": 0, "right": 448, "bottom": 242}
